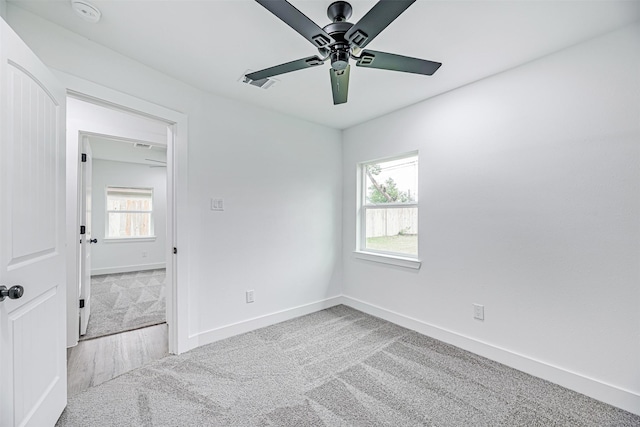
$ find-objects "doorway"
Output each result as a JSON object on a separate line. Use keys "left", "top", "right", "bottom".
{"left": 79, "top": 135, "right": 168, "bottom": 340}
{"left": 65, "top": 93, "right": 180, "bottom": 395}
{"left": 68, "top": 95, "right": 171, "bottom": 344}
{"left": 62, "top": 80, "right": 189, "bottom": 356}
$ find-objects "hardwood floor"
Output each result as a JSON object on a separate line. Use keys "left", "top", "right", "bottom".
{"left": 67, "top": 323, "right": 168, "bottom": 397}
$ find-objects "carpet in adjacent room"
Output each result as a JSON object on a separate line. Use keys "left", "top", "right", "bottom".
{"left": 81, "top": 269, "right": 166, "bottom": 341}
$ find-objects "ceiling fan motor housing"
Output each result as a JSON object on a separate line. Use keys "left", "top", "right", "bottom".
{"left": 330, "top": 50, "right": 349, "bottom": 70}
{"left": 322, "top": 21, "right": 353, "bottom": 70}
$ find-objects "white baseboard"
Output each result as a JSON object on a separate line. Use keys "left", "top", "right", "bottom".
{"left": 341, "top": 295, "right": 640, "bottom": 416}
{"left": 186, "top": 296, "right": 344, "bottom": 351}
{"left": 92, "top": 262, "right": 166, "bottom": 276}
{"left": 180, "top": 294, "right": 639, "bottom": 415}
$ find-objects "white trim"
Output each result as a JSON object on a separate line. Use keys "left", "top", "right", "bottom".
{"left": 363, "top": 202, "right": 419, "bottom": 209}
{"left": 341, "top": 295, "right": 640, "bottom": 416}
{"left": 360, "top": 150, "right": 420, "bottom": 167}
{"left": 58, "top": 70, "right": 188, "bottom": 355}
{"left": 186, "top": 297, "right": 344, "bottom": 351}
{"left": 103, "top": 237, "right": 156, "bottom": 243}
{"left": 92, "top": 263, "right": 166, "bottom": 276}
{"left": 357, "top": 151, "right": 420, "bottom": 258}
{"left": 353, "top": 250, "right": 421, "bottom": 269}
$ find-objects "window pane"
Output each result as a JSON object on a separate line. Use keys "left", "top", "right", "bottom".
{"left": 108, "top": 212, "right": 152, "bottom": 237}
{"left": 365, "top": 207, "right": 417, "bottom": 255}
{"left": 365, "top": 155, "right": 418, "bottom": 205}
{"left": 107, "top": 187, "right": 153, "bottom": 211}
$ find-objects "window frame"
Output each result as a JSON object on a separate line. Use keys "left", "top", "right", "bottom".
{"left": 356, "top": 151, "right": 421, "bottom": 268}
{"left": 104, "top": 186, "right": 155, "bottom": 241}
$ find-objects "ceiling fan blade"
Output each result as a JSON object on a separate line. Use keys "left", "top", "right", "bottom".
{"left": 246, "top": 55, "right": 325, "bottom": 81}
{"left": 255, "top": 0, "right": 335, "bottom": 49}
{"left": 356, "top": 50, "right": 441, "bottom": 75}
{"left": 330, "top": 65, "right": 350, "bottom": 105}
{"left": 345, "top": 0, "right": 416, "bottom": 49}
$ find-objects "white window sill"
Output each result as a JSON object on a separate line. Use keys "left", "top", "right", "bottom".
{"left": 103, "top": 236, "right": 156, "bottom": 243}
{"left": 353, "top": 251, "right": 421, "bottom": 269}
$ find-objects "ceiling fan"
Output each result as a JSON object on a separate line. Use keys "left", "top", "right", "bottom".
{"left": 245, "top": 0, "right": 442, "bottom": 105}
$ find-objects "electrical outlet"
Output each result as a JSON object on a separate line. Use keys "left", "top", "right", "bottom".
{"left": 246, "top": 290, "right": 255, "bottom": 304}
{"left": 473, "top": 304, "right": 484, "bottom": 321}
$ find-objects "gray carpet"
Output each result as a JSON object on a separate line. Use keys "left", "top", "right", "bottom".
{"left": 59, "top": 305, "right": 639, "bottom": 426}
{"left": 81, "top": 269, "right": 166, "bottom": 340}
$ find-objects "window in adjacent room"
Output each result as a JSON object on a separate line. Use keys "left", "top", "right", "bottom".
{"left": 105, "top": 186, "right": 154, "bottom": 238}
{"left": 360, "top": 152, "right": 418, "bottom": 257}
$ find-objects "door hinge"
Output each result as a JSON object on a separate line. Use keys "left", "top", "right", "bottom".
{"left": 80, "top": 225, "right": 86, "bottom": 235}
{"left": 81, "top": 153, "right": 87, "bottom": 162}
{"left": 79, "top": 299, "right": 85, "bottom": 308}
{"left": 173, "top": 247, "right": 177, "bottom": 255}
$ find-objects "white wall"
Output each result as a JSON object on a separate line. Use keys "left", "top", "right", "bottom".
{"left": 91, "top": 159, "right": 166, "bottom": 274}
{"left": 0, "top": 0, "right": 6, "bottom": 20}
{"left": 342, "top": 24, "right": 640, "bottom": 414}
{"left": 7, "top": 6, "right": 343, "bottom": 350}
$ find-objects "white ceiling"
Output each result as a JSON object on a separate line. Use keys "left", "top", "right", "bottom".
{"left": 89, "top": 136, "right": 167, "bottom": 166}
{"left": 9, "top": 0, "right": 640, "bottom": 129}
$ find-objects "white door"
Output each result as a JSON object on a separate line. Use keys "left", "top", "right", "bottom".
{"left": 79, "top": 137, "right": 92, "bottom": 335}
{"left": 0, "top": 19, "right": 67, "bottom": 427}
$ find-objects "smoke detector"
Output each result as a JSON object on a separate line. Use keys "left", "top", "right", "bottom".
{"left": 71, "top": 1, "right": 101, "bottom": 23}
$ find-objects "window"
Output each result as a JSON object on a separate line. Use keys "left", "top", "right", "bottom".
{"left": 106, "top": 187, "right": 154, "bottom": 239}
{"left": 359, "top": 153, "right": 418, "bottom": 258}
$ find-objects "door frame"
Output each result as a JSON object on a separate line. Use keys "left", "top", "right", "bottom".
{"left": 61, "top": 72, "right": 189, "bottom": 354}
{"left": 78, "top": 134, "right": 92, "bottom": 336}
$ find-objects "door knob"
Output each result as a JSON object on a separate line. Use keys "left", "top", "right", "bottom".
{"left": 89, "top": 238, "right": 98, "bottom": 244}
{"left": 0, "top": 285, "right": 24, "bottom": 302}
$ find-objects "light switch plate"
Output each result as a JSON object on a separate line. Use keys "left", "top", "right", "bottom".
{"left": 211, "top": 198, "right": 224, "bottom": 211}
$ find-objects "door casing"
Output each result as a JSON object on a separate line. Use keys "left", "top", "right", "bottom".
{"left": 61, "top": 74, "right": 189, "bottom": 354}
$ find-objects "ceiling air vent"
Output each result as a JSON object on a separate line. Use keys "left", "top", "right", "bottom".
{"left": 240, "top": 70, "right": 278, "bottom": 90}
{"left": 133, "top": 142, "right": 153, "bottom": 149}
